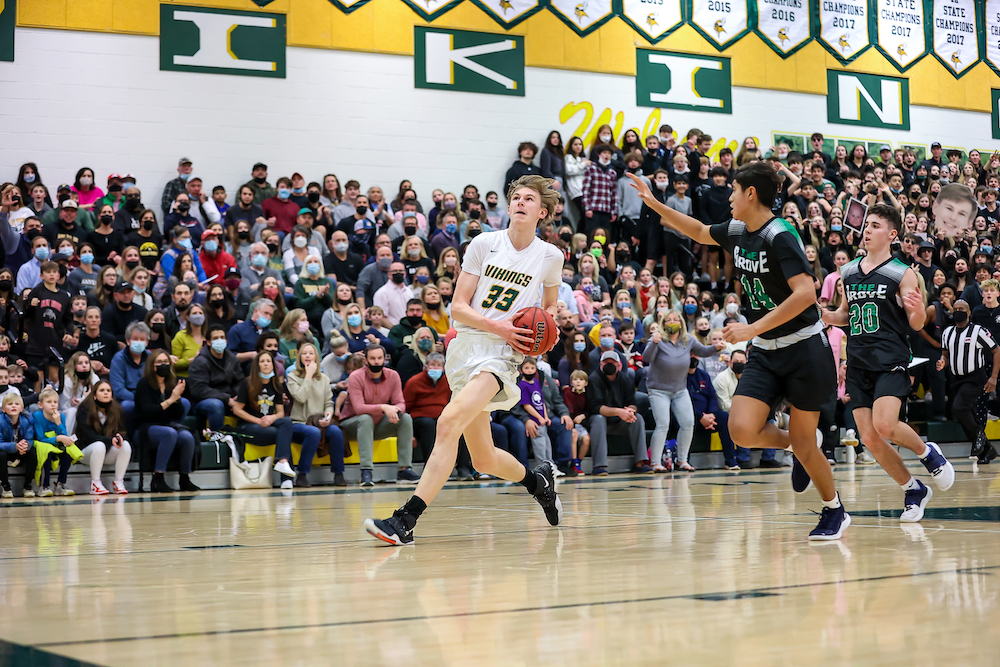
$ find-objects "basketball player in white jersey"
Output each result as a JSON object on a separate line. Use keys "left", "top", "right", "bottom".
{"left": 365, "top": 175, "right": 566, "bottom": 545}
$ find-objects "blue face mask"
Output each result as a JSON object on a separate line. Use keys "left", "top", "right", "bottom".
{"left": 259, "top": 371, "right": 275, "bottom": 380}
{"left": 122, "top": 181, "right": 135, "bottom": 190}
{"left": 684, "top": 304, "right": 697, "bottom": 315}
{"left": 292, "top": 187, "right": 305, "bottom": 195}
{"left": 830, "top": 225, "right": 842, "bottom": 232}
{"left": 252, "top": 254, "right": 268, "bottom": 268}
{"left": 256, "top": 315, "right": 271, "bottom": 328}
{"left": 203, "top": 240, "right": 218, "bottom": 253}
{"left": 600, "top": 336, "right": 614, "bottom": 348}
{"left": 210, "top": 339, "right": 227, "bottom": 354}
{"left": 417, "top": 338, "right": 433, "bottom": 352}
{"left": 80, "top": 253, "right": 94, "bottom": 264}
{"left": 278, "top": 188, "right": 291, "bottom": 199}
{"left": 178, "top": 238, "right": 192, "bottom": 250}
{"left": 573, "top": 342, "right": 587, "bottom": 353}
{"left": 306, "top": 263, "right": 320, "bottom": 276}
{"left": 129, "top": 340, "right": 146, "bottom": 355}
{"left": 445, "top": 223, "right": 457, "bottom": 235}
{"left": 617, "top": 302, "right": 630, "bottom": 310}
{"left": 34, "top": 247, "right": 50, "bottom": 261}
{"left": 180, "top": 173, "right": 191, "bottom": 182}
{"left": 59, "top": 247, "right": 74, "bottom": 258}
{"left": 427, "top": 368, "right": 443, "bottom": 381}
{"left": 416, "top": 275, "right": 429, "bottom": 284}
{"left": 347, "top": 314, "right": 363, "bottom": 328}
{"left": 336, "top": 353, "right": 349, "bottom": 362}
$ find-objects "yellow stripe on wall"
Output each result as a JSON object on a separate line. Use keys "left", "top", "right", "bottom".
{"left": 18, "top": 0, "right": 999, "bottom": 113}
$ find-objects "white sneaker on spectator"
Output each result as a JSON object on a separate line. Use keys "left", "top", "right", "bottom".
{"left": 280, "top": 479, "right": 293, "bottom": 490}
{"left": 54, "top": 483, "right": 74, "bottom": 497}
{"left": 90, "top": 481, "right": 109, "bottom": 496}
{"left": 274, "top": 460, "right": 295, "bottom": 477}
{"left": 856, "top": 450, "right": 876, "bottom": 465}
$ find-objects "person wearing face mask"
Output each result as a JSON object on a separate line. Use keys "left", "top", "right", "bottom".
{"left": 70, "top": 167, "right": 104, "bottom": 211}
{"left": 581, "top": 144, "right": 619, "bottom": 237}
{"left": 160, "top": 157, "right": 193, "bottom": 215}
{"left": 44, "top": 198, "right": 87, "bottom": 250}
{"left": 94, "top": 174, "right": 126, "bottom": 213}
{"left": 585, "top": 351, "right": 647, "bottom": 475}
{"left": 388, "top": 300, "right": 432, "bottom": 354}
{"left": 16, "top": 235, "right": 54, "bottom": 294}
{"left": 187, "top": 325, "right": 246, "bottom": 433}
{"left": 430, "top": 211, "right": 461, "bottom": 260}
{"left": 164, "top": 191, "right": 206, "bottom": 251}
{"left": 108, "top": 321, "right": 153, "bottom": 428}
{"left": 292, "top": 258, "right": 334, "bottom": 331}
{"left": 711, "top": 349, "right": 778, "bottom": 468}
{"left": 111, "top": 186, "right": 145, "bottom": 233}
{"left": 239, "top": 242, "right": 284, "bottom": 294}
{"left": 710, "top": 294, "right": 748, "bottom": 329}
{"left": 615, "top": 152, "right": 650, "bottom": 246}
{"left": 261, "top": 177, "right": 300, "bottom": 236}
{"left": 395, "top": 326, "right": 440, "bottom": 387}
{"left": 85, "top": 201, "right": 126, "bottom": 266}
{"left": 282, "top": 222, "right": 324, "bottom": 286}
{"left": 372, "top": 262, "right": 415, "bottom": 326}
{"left": 101, "top": 279, "right": 148, "bottom": 344}
{"left": 403, "top": 352, "right": 472, "bottom": 476}
{"left": 355, "top": 246, "right": 395, "bottom": 310}
{"left": 281, "top": 208, "right": 328, "bottom": 255}
{"left": 195, "top": 228, "right": 236, "bottom": 288}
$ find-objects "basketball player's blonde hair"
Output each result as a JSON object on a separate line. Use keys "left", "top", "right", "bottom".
{"left": 506, "top": 175, "right": 560, "bottom": 226}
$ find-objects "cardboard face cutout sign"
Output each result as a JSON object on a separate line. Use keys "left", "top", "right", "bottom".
{"left": 932, "top": 183, "right": 978, "bottom": 239}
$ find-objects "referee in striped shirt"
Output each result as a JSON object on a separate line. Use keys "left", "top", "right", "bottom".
{"left": 936, "top": 299, "right": 1000, "bottom": 463}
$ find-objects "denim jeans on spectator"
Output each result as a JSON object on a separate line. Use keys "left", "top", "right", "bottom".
{"left": 544, "top": 421, "right": 573, "bottom": 466}
{"left": 414, "top": 416, "right": 472, "bottom": 470}
{"left": 238, "top": 417, "right": 294, "bottom": 463}
{"left": 147, "top": 425, "right": 196, "bottom": 473}
{"left": 498, "top": 414, "right": 529, "bottom": 467}
{"left": 697, "top": 410, "right": 737, "bottom": 467}
{"left": 291, "top": 422, "right": 321, "bottom": 474}
{"left": 196, "top": 398, "right": 227, "bottom": 431}
{"left": 339, "top": 413, "right": 413, "bottom": 470}
{"left": 588, "top": 413, "right": 647, "bottom": 468}
{"left": 325, "top": 424, "right": 346, "bottom": 474}
{"left": 124, "top": 398, "right": 189, "bottom": 436}
{"left": 648, "top": 388, "right": 694, "bottom": 464}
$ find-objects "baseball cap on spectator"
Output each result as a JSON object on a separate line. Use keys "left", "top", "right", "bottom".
{"left": 297, "top": 207, "right": 315, "bottom": 218}
{"left": 917, "top": 240, "right": 935, "bottom": 254}
{"left": 252, "top": 162, "right": 267, "bottom": 171}
{"left": 57, "top": 183, "right": 72, "bottom": 193}
{"left": 61, "top": 199, "right": 79, "bottom": 210}
{"left": 931, "top": 142, "right": 942, "bottom": 149}
{"left": 354, "top": 219, "right": 375, "bottom": 233}
{"left": 975, "top": 247, "right": 993, "bottom": 259}
{"left": 879, "top": 145, "right": 891, "bottom": 152}
{"left": 225, "top": 266, "right": 241, "bottom": 279}
{"left": 224, "top": 266, "right": 242, "bottom": 291}
{"left": 187, "top": 176, "right": 202, "bottom": 184}
{"left": 291, "top": 172, "right": 304, "bottom": 181}
{"left": 114, "top": 279, "right": 133, "bottom": 293}
{"left": 600, "top": 350, "right": 619, "bottom": 363}
{"left": 201, "top": 228, "right": 219, "bottom": 240}
{"left": 178, "top": 157, "right": 192, "bottom": 166}
{"left": 107, "top": 173, "right": 122, "bottom": 182}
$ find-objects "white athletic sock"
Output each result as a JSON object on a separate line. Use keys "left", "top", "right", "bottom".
{"left": 918, "top": 444, "right": 931, "bottom": 459}
{"left": 901, "top": 477, "right": 921, "bottom": 491}
{"left": 821, "top": 492, "right": 841, "bottom": 509}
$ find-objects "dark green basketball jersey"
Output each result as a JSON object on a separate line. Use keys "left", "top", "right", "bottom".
{"left": 840, "top": 256, "right": 913, "bottom": 372}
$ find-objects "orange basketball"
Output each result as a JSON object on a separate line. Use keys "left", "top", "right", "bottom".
{"left": 511, "top": 306, "right": 558, "bottom": 356}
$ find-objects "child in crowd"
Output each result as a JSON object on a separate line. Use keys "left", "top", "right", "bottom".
{"left": 33, "top": 387, "right": 83, "bottom": 497}
{"left": 9, "top": 365, "right": 37, "bottom": 409}
{"left": 367, "top": 306, "right": 391, "bottom": 337}
{"left": 562, "top": 369, "right": 590, "bottom": 475}
{"left": 333, "top": 353, "right": 366, "bottom": 420}
{"left": 0, "top": 394, "right": 37, "bottom": 498}
{"left": 518, "top": 357, "right": 551, "bottom": 462}
{"left": 0, "top": 366, "right": 18, "bottom": 403}
{"left": 61, "top": 351, "right": 98, "bottom": 434}
{"left": 699, "top": 329, "right": 730, "bottom": 382}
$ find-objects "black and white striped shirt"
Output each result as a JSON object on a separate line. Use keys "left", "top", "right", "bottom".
{"left": 941, "top": 324, "right": 997, "bottom": 376}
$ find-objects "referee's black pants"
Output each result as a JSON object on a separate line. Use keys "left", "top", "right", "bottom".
{"left": 952, "top": 368, "right": 988, "bottom": 445}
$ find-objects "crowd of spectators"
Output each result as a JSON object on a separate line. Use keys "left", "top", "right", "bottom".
{"left": 1, "top": 126, "right": 998, "bottom": 496}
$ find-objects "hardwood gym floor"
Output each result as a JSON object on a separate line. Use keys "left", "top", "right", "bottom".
{"left": 1, "top": 460, "right": 998, "bottom": 666}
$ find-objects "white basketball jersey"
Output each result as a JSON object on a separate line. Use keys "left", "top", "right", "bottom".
{"left": 456, "top": 231, "right": 563, "bottom": 334}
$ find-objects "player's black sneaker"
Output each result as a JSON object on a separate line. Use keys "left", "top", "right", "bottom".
{"left": 364, "top": 510, "right": 415, "bottom": 546}
{"left": 532, "top": 460, "right": 563, "bottom": 526}
{"left": 791, "top": 455, "right": 812, "bottom": 493}
{"left": 808, "top": 503, "right": 851, "bottom": 540}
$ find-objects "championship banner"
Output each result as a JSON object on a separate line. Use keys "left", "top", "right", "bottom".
{"left": 547, "top": 0, "right": 615, "bottom": 35}
{"left": 326, "top": 0, "right": 372, "bottom": 14}
{"left": 816, "top": 0, "right": 871, "bottom": 63}
{"left": 873, "top": 0, "right": 927, "bottom": 71}
{"left": 932, "top": 0, "right": 980, "bottom": 78}
{"left": 752, "top": 0, "right": 812, "bottom": 57}
{"left": 988, "top": 0, "right": 1000, "bottom": 75}
{"left": 690, "top": 0, "right": 750, "bottom": 50}
{"left": 619, "top": 0, "right": 684, "bottom": 43}
{"left": 470, "top": 0, "right": 543, "bottom": 28}
{"left": 401, "top": 0, "right": 464, "bottom": 21}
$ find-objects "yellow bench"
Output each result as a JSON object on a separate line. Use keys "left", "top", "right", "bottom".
{"left": 244, "top": 437, "right": 400, "bottom": 466}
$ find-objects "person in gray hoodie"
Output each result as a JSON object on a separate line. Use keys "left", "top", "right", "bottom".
{"left": 644, "top": 310, "right": 724, "bottom": 471}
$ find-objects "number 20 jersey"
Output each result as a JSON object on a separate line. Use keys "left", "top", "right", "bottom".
{"left": 839, "top": 256, "right": 912, "bottom": 372}
{"left": 456, "top": 231, "right": 564, "bottom": 335}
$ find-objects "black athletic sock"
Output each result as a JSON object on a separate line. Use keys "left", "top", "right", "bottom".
{"left": 520, "top": 469, "right": 538, "bottom": 495}
{"left": 399, "top": 496, "right": 427, "bottom": 528}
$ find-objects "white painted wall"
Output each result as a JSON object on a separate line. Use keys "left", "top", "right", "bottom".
{"left": 1, "top": 27, "right": 998, "bottom": 211}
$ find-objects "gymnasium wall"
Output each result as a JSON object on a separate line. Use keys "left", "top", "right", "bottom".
{"left": 2, "top": 0, "right": 1000, "bottom": 205}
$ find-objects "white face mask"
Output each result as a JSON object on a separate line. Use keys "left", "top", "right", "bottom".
{"left": 599, "top": 157, "right": 611, "bottom": 166}
{"left": 599, "top": 134, "right": 611, "bottom": 143}
{"left": 79, "top": 177, "right": 93, "bottom": 187}
{"left": 294, "top": 236, "right": 308, "bottom": 248}
{"left": 655, "top": 181, "right": 669, "bottom": 191}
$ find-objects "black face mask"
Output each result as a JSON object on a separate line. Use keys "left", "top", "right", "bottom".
{"left": 176, "top": 202, "right": 190, "bottom": 213}
{"left": 307, "top": 192, "right": 320, "bottom": 203}
{"left": 468, "top": 209, "right": 481, "bottom": 220}
{"left": 108, "top": 184, "right": 123, "bottom": 194}
{"left": 337, "top": 297, "right": 353, "bottom": 306}
{"left": 238, "top": 230, "right": 250, "bottom": 240}
{"left": 731, "top": 362, "right": 745, "bottom": 374}
{"left": 155, "top": 364, "right": 171, "bottom": 377}
{"left": 368, "top": 363, "right": 383, "bottom": 374}
{"left": 404, "top": 226, "right": 417, "bottom": 237}
{"left": 142, "top": 219, "right": 155, "bottom": 231}
{"left": 356, "top": 206, "right": 369, "bottom": 216}
{"left": 441, "top": 293, "right": 453, "bottom": 304}
{"left": 103, "top": 284, "right": 114, "bottom": 293}
{"left": 391, "top": 273, "right": 406, "bottom": 285}
{"left": 210, "top": 298, "right": 225, "bottom": 309}
{"left": 26, "top": 229, "right": 42, "bottom": 241}
{"left": 95, "top": 398, "right": 112, "bottom": 408}
{"left": 953, "top": 310, "right": 969, "bottom": 324}
{"left": 266, "top": 243, "right": 280, "bottom": 254}
{"left": 689, "top": 357, "right": 700, "bottom": 370}
{"left": 150, "top": 322, "right": 166, "bottom": 333}
{"left": 404, "top": 315, "right": 425, "bottom": 327}
{"left": 126, "top": 260, "right": 139, "bottom": 270}
{"left": 126, "top": 198, "right": 141, "bottom": 211}
{"left": 254, "top": 176, "right": 267, "bottom": 185}
{"left": 602, "top": 363, "right": 617, "bottom": 377}
{"left": 560, "top": 232, "right": 573, "bottom": 243}
{"left": 468, "top": 229, "right": 481, "bottom": 239}
{"left": 617, "top": 252, "right": 629, "bottom": 263}
{"left": 956, "top": 268, "right": 968, "bottom": 275}
{"left": 521, "top": 372, "right": 535, "bottom": 380}
{"left": 99, "top": 214, "right": 113, "bottom": 226}
{"left": 0, "top": 279, "right": 12, "bottom": 292}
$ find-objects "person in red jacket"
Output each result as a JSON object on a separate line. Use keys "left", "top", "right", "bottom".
{"left": 198, "top": 229, "right": 236, "bottom": 286}
{"left": 401, "top": 353, "right": 474, "bottom": 480}
{"left": 261, "top": 177, "right": 300, "bottom": 236}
